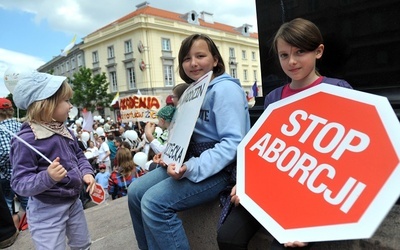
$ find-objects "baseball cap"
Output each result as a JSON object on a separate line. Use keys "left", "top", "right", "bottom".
{"left": 165, "top": 95, "right": 174, "bottom": 105}
{"left": 13, "top": 71, "right": 67, "bottom": 110}
{"left": 0, "top": 98, "right": 12, "bottom": 109}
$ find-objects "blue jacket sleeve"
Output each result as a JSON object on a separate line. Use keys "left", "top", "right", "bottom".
{"left": 182, "top": 80, "right": 251, "bottom": 182}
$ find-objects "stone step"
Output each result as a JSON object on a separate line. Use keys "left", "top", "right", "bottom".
{"left": 7, "top": 196, "right": 400, "bottom": 249}
{"left": 7, "top": 197, "right": 138, "bottom": 250}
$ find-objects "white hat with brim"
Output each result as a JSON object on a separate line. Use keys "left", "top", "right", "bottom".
{"left": 13, "top": 71, "right": 67, "bottom": 110}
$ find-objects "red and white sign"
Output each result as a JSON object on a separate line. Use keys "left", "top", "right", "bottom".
{"left": 237, "top": 83, "right": 400, "bottom": 243}
{"left": 119, "top": 95, "right": 161, "bottom": 123}
{"left": 90, "top": 183, "right": 106, "bottom": 205}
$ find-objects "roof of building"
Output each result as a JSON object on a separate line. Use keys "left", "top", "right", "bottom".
{"left": 89, "top": 4, "right": 258, "bottom": 39}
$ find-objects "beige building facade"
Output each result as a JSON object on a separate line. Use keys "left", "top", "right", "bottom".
{"left": 39, "top": 2, "right": 261, "bottom": 119}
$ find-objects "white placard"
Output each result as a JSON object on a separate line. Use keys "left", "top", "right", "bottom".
{"left": 162, "top": 71, "right": 213, "bottom": 173}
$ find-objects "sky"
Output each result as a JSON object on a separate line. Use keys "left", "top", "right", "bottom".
{"left": 0, "top": 0, "right": 258, "bottom": 98}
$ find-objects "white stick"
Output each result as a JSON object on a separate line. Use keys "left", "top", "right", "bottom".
{"left": 0, "top": 125, "right": 52, "bottom": 164}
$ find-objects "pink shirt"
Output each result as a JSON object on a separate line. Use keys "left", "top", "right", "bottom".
{"left": 281, "top": 76, "right": 323, "bottom": 99}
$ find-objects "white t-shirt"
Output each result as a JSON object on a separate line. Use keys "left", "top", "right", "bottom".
{"left": 97, "top": 142, "right": 110, "bottom": 163}
{"left": 87, "top": 146, "right": 99, "bottom": 157}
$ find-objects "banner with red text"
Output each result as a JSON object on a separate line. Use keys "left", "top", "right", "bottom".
{"left": 119, "top": 95, "right": 161, "bottom": 123}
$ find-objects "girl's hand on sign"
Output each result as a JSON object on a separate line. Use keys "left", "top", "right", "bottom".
{"left": 153, "top": 153, "right": 165, "bottom": 166}
{"left": 167, "top": 163, "right": 186, "bottom": 180}
{"left": 230, "top": 185, "right": 240, "bottom": 206}
{"left": 83, "top": 174, "right": 96, "bottom": 195}
{"left": 284, "top": 241, "right": 309, "bottom": 247}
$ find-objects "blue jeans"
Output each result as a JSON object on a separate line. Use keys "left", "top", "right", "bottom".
{"left": 128, "top": 167, "right": 229, "bottom": 250}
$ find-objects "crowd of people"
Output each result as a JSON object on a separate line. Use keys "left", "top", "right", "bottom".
{"left": 0, "top": 17, "right": 360, "bottom": 250}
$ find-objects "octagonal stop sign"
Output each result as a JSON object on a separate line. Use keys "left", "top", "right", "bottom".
{"left": 90, "top": 183, "right": 106, "bottom": 205}
{"left": 237, "top": 83, "right": 400, "bottom": 243}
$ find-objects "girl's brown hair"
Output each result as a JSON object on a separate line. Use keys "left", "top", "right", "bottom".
{"left": 272, "top": 18, "right": 323, "bottom": 54}
{"left": 178, "top": 34, "right": 225, "bottom": 83}
{"left": 116, "top": 148, "right": 135, "bottom": 176}
{"left": 172, "top": 83, "right": 190, "bottom": 100}
{"left": 25, "top": 81, "right": 73, "bottom": 122}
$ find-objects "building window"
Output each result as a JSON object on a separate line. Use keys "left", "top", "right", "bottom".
{"left": 66, "top": 61, "right": 70, "bottom": 72}
{"left": 61, "top": 63, "right": 65, "bottom": 73}
{"left": 109, "top": 72, "right": 117, "bottom": 92}
{"left": 243, "top": 69, "right": 248, "bottom": 81}
{"left": 125, "top": 40, "right": 132, "bottom": 53}
{"left": 253, "top": 70, "right": 257, "bottom": 81}
{"left": 242, "top": 50, "right": 247, "bottom": 59}
{"left": 77, "top": 54, "right": 83, "bottom": 66}
{"left": 230, "top": 68, "right": 237, "bottom": 78}
{"left": 162, "top": 38, "right": 171, "bottom": 51}
{"left": 252, "top": 51, "right": 256, "bottom": 60}
{"left": 107, "top": 46, "right": 115, "bottom": 59}
{"left": 164, "top": 65, "right": 174, "bottom": 86}
{"left": 127, "top": 67, "right": 136, "bottom": 89}
{"left": 229, "top": 48, "right": 235, "bottom": 58}
{"left": 92, "top": 51, "right": 99, "bottom": 63}
{"left": 71, "top": 58, "right": 76, "bottom": 69}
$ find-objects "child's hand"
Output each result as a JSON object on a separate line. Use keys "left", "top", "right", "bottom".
{"left": 153, "top": 153, "right": 167, "bottom": 167}
{"left": 47, "top": 157, "right": 67, "bottom": 182}
{"left": 152, "top": 153, "right": 162, "bottom": 164}
{"left": 83, "top": 174, "right": 96, "bottom": 195}
{"left": 230, "top": 185, "right": 240, "bottom": 206}
{"left": 284, "top": 241, "right": 309, "bottom": 247}
{"left": 167, "top": 163, "right": 186, "bottom": 180}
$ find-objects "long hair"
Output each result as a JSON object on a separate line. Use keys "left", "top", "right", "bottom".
{"left": 116, "top": 148, "right": 135, "bottom": 176}
{"left": 25, "top": 81, "right": 73, "bottom": 122}
{"left": 178, "top": 34, "right": 225, "bottom": 83}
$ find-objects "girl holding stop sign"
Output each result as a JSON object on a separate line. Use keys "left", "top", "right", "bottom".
{"left": 217, "top": 18, "right": 353, "bottom": 250}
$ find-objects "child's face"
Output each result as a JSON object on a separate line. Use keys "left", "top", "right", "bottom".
{"left": 182, "top": 39, "right": 218, "bottom": 82}
{"left": 53, "top": 99, "right": 73, "bottom": 122}
{"left": 276, "top": 38, "right": 323, "bottom": 84}
{"left": 172, "top": 93, "right": 179, "bottom": 107}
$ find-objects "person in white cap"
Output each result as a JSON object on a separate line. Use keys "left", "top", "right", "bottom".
{"left": 10, "top": 70, "right": 95, "bottom": 250}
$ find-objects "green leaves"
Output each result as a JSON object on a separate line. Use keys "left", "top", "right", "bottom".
{"left": 70, "top": 68, "right": 113, "bottom": 112}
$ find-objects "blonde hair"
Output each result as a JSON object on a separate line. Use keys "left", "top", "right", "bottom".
{"left": 25, "top": 81, "right": 72, "bottom": 122}
{"left": 116, "top": 148, "right": 135, "bottom": 176}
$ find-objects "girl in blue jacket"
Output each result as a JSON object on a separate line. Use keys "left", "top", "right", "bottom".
{"left": 128, "top": 34, "right": 251, "bottom": 250}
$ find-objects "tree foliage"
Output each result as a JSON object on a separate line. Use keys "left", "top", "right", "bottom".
{"left": 70, "top": 67, "right": 113, "bottom": 112}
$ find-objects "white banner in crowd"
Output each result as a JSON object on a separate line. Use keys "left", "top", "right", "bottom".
{"left": 162, "top": 71, "right": 212, "bottom": 173}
